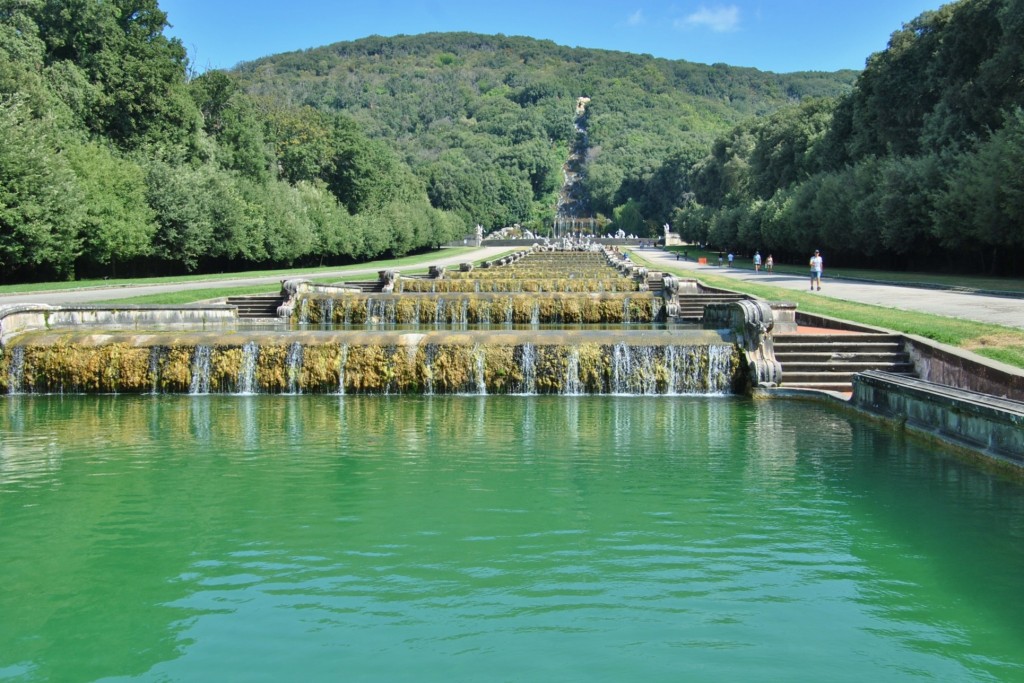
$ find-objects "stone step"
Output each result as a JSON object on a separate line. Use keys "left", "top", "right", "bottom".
{"left": 782, "top": 370, "right": 916, "bottom": 384}
{"left": 774, "top": 332, "right": 915, "bottom": 393}
{"left": 343, "top": 281, "right": 384, "bottom": 293}
{"left": 781, "top": 361, "right": 916, "bottom": 373}
{"left": 774, "top": 333, "right": 902, "bottom": 343}
{"left": 226, "top": 296, "right": 285, "bottom": 318}
{"left": 774, "top": 342, "right": 904, "bottom": 354}
{"left": 775, "top": 351, "right": 906, "bottom": 362}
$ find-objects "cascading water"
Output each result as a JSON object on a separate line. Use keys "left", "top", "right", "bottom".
{"left": 322, "top": 299, "right": 334, "bottom": 327}
{"left": 472, "top": 344, "right": 487, "bottom": 395}
{"left": 148, "top": 346, "right": 163, "bottom": 394}
{"left": 338, "top": 343, "right": 349, "bottom": 395}
{"left": 189, "top": 345, "right": 212, "bottom": 395}
{"left": 518, "top": 344, "right": 537, "bottom": 394}
{"left": 423, "top": 344, "right": 437, "bottom": 395}
{"left": 563, "top": 348, "right": 582, "bottom": 396}
{"left": 6, "top": 346, "right": 24, "bottom": 394}
{"left": 285, "top": 342, "right": 303, "bottom": 394}
{"left": 237, "top": 341, "right": 259, "bottom": 394}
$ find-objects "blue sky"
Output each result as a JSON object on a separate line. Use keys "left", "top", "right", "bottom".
{"left": 161, "top": 0, "right": 947, "bottom": 74}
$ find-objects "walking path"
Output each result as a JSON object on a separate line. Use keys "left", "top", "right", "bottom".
{"left": 0, "top": 247, "right": 513, "bottom": 308}
{"left": 4, "top": 244, "right": 1024, "bottom": 331}
{"left": 635, "top": 246, "right": 1024, "bottom": 330}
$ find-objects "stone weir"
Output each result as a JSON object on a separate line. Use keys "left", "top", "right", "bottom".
{"left": 1, "top": 329, "right": 739, "bottom": 396}
{"left": 293, "top": 293, "right": 666, "bottom": 326}
{"left": 0, "top": 250, "right": 776, "bottom": 396}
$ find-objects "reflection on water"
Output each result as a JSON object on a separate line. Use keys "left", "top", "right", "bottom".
{"left": 1, "top": 395, "right": 1023, "bottom": 682}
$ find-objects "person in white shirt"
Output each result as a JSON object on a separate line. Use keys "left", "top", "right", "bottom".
{"left": 809, "top": 250, "right": 823, "bottom": 290}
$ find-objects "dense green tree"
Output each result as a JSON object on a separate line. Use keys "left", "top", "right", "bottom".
{"left": 66, "top": 141, "right": 155, "bottom": 277}
{"left": 33, "top": 0, "right": 201, "bottom": 150}
{"left": 611, "top": 198, "right": 644, "bottom": 236}
{"left": 0, "top": 98, "right": 82, "bottom": 280}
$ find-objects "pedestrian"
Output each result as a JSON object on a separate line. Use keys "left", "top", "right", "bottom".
{"left": 727, "top": 252, "right": 734, "bottom": 268}
{"left": 765, "top": 254, "right": 774, "bottom": 273}
{"left": 753, "top": 251, "right": 761, "bottom": 272}
{"left": 718, "top": 251, "right": 724, "bottom": 266}
{"left": 809, "top": 249, "right": 823, "bottom": 291}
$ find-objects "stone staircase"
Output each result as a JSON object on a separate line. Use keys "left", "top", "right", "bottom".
{"left": 342, "top": 280, "right": 384, "bottom": 293}
{"left": 773, "top": 332, "right": 916, "bottom": 393}
{"left": 674, "top": 292, "right": 748, "bottom": 322}
{"left": 226, "top": 295, "right": 286, "bottom": 319}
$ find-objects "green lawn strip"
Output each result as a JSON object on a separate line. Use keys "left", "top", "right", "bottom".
{"left": 0, "top": 248, "right": 478, "bottom": 295}
{"left": 661, "top": 247, "right": 1024, "bottom": 294}
{"left": 640, "top": 255, "right": 1024, "bottom": 370}
{"left": 94, "top": 285, "right": 283, "bottom": 305}
{"left": 89, "top": 250, "right": 517, "bottom": 305}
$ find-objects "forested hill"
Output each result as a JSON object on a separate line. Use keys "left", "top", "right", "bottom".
{"left": 233, "top": 32, "right": 857, "bottom": 227}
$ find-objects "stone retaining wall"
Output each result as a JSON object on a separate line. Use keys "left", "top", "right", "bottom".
{"left": 0, "top": 304, "right": 238, "bottom": 345}
{"left": 852, "top": 370, "right": 1024, "bottom": 465}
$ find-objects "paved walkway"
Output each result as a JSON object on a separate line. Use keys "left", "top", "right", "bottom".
{"left": 4, "top": 244, "right": 1023, "bottom": 330}
{"left": 634, "top": 246, "right": 1024, "bottom": 330}
{"left": 0, "top": 247, "right": 513, "bottom": 308}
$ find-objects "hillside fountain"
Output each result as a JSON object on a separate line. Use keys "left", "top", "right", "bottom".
{"left": 0, "top": 247, "right": 778, "bottom": 396}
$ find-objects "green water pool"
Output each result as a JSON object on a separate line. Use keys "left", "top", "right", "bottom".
{"left": 1, "top": 395, "right": 1021, "bottom": 682}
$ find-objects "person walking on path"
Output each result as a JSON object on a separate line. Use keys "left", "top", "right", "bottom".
{"left": 809, "top": 250, "right": 823, "bottom": 290}
{"left": 753, "top": 251, "right": 762, "bottom": 272}
{"left": 727, "top": 252, "right": 734, "bottom": 268}
{"left": 765, "top": 254, "right": 774, "bottom": 273}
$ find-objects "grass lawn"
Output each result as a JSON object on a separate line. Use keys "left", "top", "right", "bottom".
{"left": 645, "top": 252, "right": 1024, "bottom": 371}
{"left": 662, "top": 246, "right": 1024, "bottom": 294}
{"left": 0, "top": 248, "right": 479, "bottom": 296}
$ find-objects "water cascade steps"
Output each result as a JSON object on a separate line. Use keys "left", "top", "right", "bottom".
{"left": 673, "top": 292, "right": 748, "bottom": 322}
{"left": 773, "top": 333, "right": 916, "bottom": 393}
{"left": 3, "top": 329, "right": 738, "bottom": 396}
{"left": 225, "top": 295, "right": 286, "bottom": 319}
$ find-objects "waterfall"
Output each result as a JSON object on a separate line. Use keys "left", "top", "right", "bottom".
{"left": 460, "top": 299, "right": 469, "bottom": 328}
{"left": 368, "top": 299, "right": 390, "bottom": 326}
{"left": 6, "top": 346, "right": 25, "bottom": 394}
{"left": 651, "top": 297, "right": 664, "bottom": 323}
{"left": 148, "top": 346, "right": 163, "bottom": 394}
{"left": 285, "top": 342, "right": 303, "bottom": 394}
{"left": 609, "top": 343, "right": 658, "bottom": 394}
{"left": 472, "top": 344, "right": 487, "bottom": 395}
{"left": 189, "top": 345, "right": 212, "bottom": 395}
{"left": 622, "top": 297, "right": 631, "bottom": 324}
{"left": 663, "top": 345, "right": 679, "bottom": 395}
{"left": 706, "top": 345, "right": 735, "bottom": 393}
{"left": 518, "top": 344, "right": 537, "bottom": 394}
{"left": 423, "top": 344, "right": 437, "bottom": 395}
{"left": 530, "top": 301, "right": 540, "bottom": 326}
{"left": 338, "top": 343, "right": 349, "bottom": 395}
{"left": 435, "top": 298, "right": 445, "bottom": 326}
{"left": 322, "top": 298, "right": 334, "bottom": 327}
{"left": 563, "top": 348, "right": 582, "bottom": 395}
{"left": 237, "top": 341, "right": 259, "bottom": 395}
{"left": 298, "top": 298, "right": 310, "bottom": 325}
{"left": 610, "top": 342, "right": 630, "bottom": 394}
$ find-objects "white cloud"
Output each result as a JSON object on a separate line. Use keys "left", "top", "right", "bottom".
{"left": 677, "top": 5, "right": 741, "bottom": 33}
{"left": 627, "top": 9, "right": 645, "bottom": 26}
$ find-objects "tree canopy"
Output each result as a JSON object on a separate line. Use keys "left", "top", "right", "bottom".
{"left": 7, "top": 1, "right": 1017, "bottom": 281}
